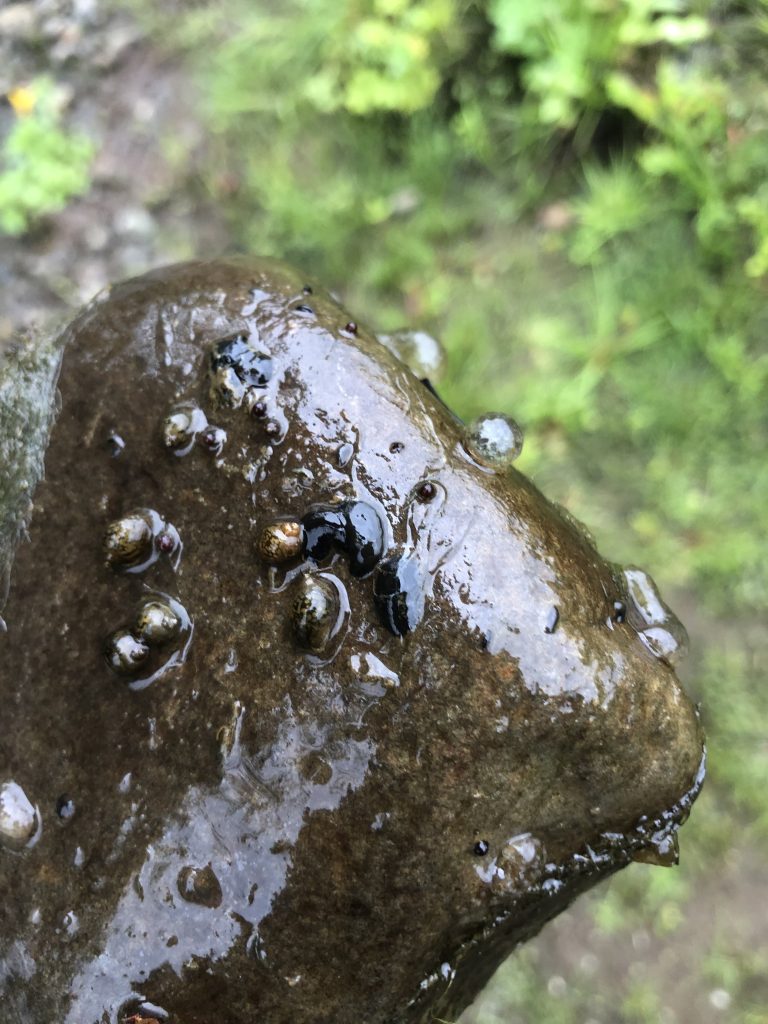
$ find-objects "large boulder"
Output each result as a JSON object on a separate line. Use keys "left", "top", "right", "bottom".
{"left": 0, "top": 259, "right": 704, "bottom": 1024}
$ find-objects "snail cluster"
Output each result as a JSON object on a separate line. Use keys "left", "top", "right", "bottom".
{"left": 103, "top": 508, "right": 180, "bottom": 574}
{"left": 104, "top": 594, "right": 188, "bottom": 678}
{"left": 208, "top": 333, "right": 273, "bottom": 409}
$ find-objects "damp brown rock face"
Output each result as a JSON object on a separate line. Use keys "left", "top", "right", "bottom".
{"left": 0, "top": 259, "right": 705, "bottom": 1024}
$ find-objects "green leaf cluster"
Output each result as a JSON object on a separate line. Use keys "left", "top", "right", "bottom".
{"left": 0, "top": 79, "right": 94, "bottom": 236}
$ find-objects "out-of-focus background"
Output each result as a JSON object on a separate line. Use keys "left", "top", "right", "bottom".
{"left": 1, "top": 1, "right": 766, "bottom": 1020}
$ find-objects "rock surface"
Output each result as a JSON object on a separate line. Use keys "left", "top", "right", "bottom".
{"left": 0, "top": 258, "right": 704, "bottom": 1024}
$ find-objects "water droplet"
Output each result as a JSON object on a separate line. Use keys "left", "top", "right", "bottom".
{"left": 0, "top": 781, "right": 41, "bottom": 851}
{"left": 621, "top": 566, "right": 689, "bottom": 665}
{"left": 56, "top": 795, "right": 76, "bottom": 822}
{"left": 377, "top": 329, "right": 445, "bottom": 380}
{"left": 497, "top": 833, "right": 544, "bottom": 884}
{"left": 631, "top": 831, "right": 679, "bottom": 867}
{"left": 257, "top": 518, "right": 303, "bottom": 564}
{"left": 473, "top": 840, "right": 490, "bottom": 856}
{"left": 162, "top": 401, "right": 207, "bottom": 456}
{"left": 544, "top": 606, "right": 560, "bottom": 634}
{"left": 105, "top": 629, "right": 150, "bottom": 674}
{"left": 464, "top": 413, "right": 524, "bottom": 469}
{"left": 373, "top": 552, "right": 425, "bottom": 637}
{"left": 638, "top": 625, "right": 689, "bottom": 666}
{"left": 337, "top": 442, "right": 354, "bottom": 467}
{"left": 177, "top": 864, "right": 223, "bottom": 908}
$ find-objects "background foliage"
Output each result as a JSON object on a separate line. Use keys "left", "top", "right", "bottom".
{"left": 6, "top": 0, "right": 768, "bottom": 1019}
{"left": 166, "top": 4, "right": 768, "bottom": 1015}
{"left": 0, "top": 78, "right": 93, "bottom": 235}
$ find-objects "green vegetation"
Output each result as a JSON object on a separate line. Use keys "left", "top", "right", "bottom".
{"left": 140, "top": 1, "right": 766, "bottom": 1018}
{"left": 18, "top": 0, "right": 768, "bottom": 1018}
{"left": 0, "top": 78, "right": 94, "bottom": 235}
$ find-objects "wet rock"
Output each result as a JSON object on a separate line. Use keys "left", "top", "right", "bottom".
{"left": 0, "top": 258, "right": 704, "bottom": 1024}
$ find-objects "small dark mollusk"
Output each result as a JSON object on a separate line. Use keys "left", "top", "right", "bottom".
{"left": 373, "top": 552, "right": 425, "bottom": 637}
{"left": 258, "top": 519, "right": 303, "bottom": 564}
{"left": 135, "top": 597, "right": 182, "bottom": 644}
{"left": 209, "top": 333, "right": 273, "bottom": 408}
{"left": 246, "top": 390, "right": 268, "bottom": 418}
{"left": 199, "top": 425, "right": 227, "bottom": 455}
{"left": 620, "top": 566, "right": 689, "bottom": 666}
{"left": 105, "top": 629, "right": 150, "bottom": 674}
{"left": 106, "top": 433, "right": 126, "bottom": 457}
{"left": 162, "top": 402, "right": 208, "bottom": 455}
{"left": 177, "top": 864, "right": 223, "bottom": 908}
{"left": 155, "top": 528, "right": 178, "bottom": 555}
{"left": 473, "top": 840, "right": 490, "bottom": 856}
{"left": 343, "top": 501, "right": 386, "bottom": 577}
{"left": 292, "top": 574, "right": 340, "bottom": 654}
{"left": 56, "top": 795, "right": 76, "bottom": 822}
{"left": 301, "top": 500, "right": 385, "bottom": 578}
{"left": 344, "top": 321, "right": 358, "bottom": 335}
{"left": 104, "top": 512, "right": 154, "bottom": 570}
{"left": 415, "top": 480, "right": 437, "bottom": 504}
{"left": 301, "top": 505, "right": 347, "bottom": 564}
{"left": 544, "top": 606, "right": 560, "bottom": 634}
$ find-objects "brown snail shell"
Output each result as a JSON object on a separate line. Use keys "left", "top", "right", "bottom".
{"left": 292, "top": 574, "right": 340, "bottom": 654}
{"left": 104, "top": 629, "right": 150, "bottom": 674}
{"left": 103, "top": 511, "right": 153, "bottom": 570}
{"left": 135, "top": 598, "right": 182, "bottom": 644}
{"left": 258, "top": 519, "right": 303, "bottom": 564}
